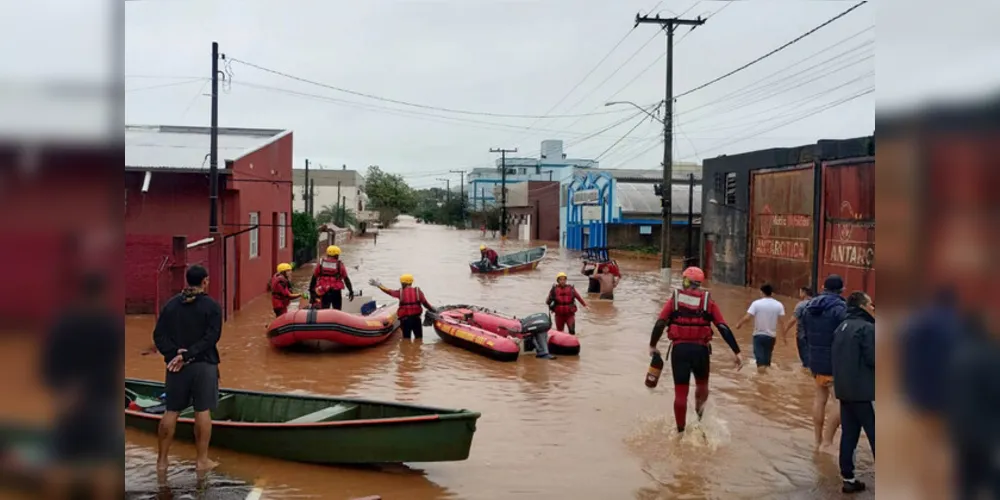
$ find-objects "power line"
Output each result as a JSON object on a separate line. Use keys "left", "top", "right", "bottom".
{"left": 226, "top": 58, "right": 635, "bottom": 119}
{"left": 674, "top": 0, "right": 869, "bottom": 99}
{"left": 674, "top": 26, "right": 873, "bottom": 120}
{"left": 593, "top": 102, "right": 663, "bottom": 160}
{"left": 682, "top": 86, "right": 873, "bottom": 159}
{"left": 679, "top": 53, "right": 874, "bottom": 128}
{"left": 231, "top": 80, "right": 657, "bottom": 139}
{"left": 126, "top": 78, "right": 205, "bottom": 93}
{"left": 501, "top": 0, "right": 664, "bottom": 144}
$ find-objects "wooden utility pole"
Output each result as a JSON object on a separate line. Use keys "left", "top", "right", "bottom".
{"left": 490, "top": 148, "right": 517, "bottom": 239}
{"left": 450, "top": 169, "right": 466, "bottom": 222}
{"left": 634, "top": 13, "right": 705, "bottom": 274}
{"left": 209, "top": 42, "right": 222, "bottom": 234}
{"left": 436, "top": 178, "right": 451, "bottom": 203}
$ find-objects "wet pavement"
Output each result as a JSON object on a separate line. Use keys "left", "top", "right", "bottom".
{"left": 124, "top": 216, "right": 874, "bottom": 499}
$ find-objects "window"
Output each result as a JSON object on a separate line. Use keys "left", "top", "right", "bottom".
{"left": 249, "top": 212, "right": 260, "bottom": 258}
{"left": 278, "top": 212, "right": 287, "bottom": 249}
{"left": 724, "top": 173, "right": 737, "bottom": 205}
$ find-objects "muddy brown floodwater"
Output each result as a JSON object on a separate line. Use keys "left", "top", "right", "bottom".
{"left": 124, "top": 216, "right": 874, "bottom": 500}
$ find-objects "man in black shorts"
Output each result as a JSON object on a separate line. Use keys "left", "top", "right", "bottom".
{"left": 42, "top": 272, "right": 123, "bottom": 499}
{"left": 153, "top": 264, "right": 222, "bottom": 472}
{"left": 648, "top": 267, "right": 743, "bottom": 433}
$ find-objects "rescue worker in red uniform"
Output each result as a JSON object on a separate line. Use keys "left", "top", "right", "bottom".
{"left": 479, "top": 244, "right": 499, "bottom": 271}
{"left": 546, "top": 272, "right": 589, "bottom": 335}
{"left": 268, "top": 263, "right": 301, "bottom": 317}
{"left": 648, "top": 267, "right": 744, "bottom": 433}
{"left": 310, "top": 245, "right": 354, "bottom": 310}
{"left": 371, "top": 274, "right": 436, "bottom": 340}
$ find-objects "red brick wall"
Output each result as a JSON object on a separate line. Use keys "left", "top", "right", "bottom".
{"left": 124, "top": 234, "right": 173, "bottom": 314}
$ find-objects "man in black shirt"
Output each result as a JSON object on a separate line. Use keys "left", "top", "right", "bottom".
{"left": 153, "top": 264, "right": 222, "bottom": 473}
{"left": 42, "top": 272, "right": 123, "bottom": 499}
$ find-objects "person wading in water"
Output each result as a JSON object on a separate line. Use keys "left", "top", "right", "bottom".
{"left": 648, "top": 267, "right": 743, "bottom": 433}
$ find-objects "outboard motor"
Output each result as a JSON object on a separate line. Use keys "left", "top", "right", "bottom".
{"left": 520, "top": 313, "right": 552, "bottom": 335}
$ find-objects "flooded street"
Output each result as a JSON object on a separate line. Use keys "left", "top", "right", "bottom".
{"left": 125, "top": 216, "right": 873, "bottom": 500}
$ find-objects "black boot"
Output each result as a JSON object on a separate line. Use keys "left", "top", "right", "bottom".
{"left": 842, "top": 479, "right": 866, "bottom": 494}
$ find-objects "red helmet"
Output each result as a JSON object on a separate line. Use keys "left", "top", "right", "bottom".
{"left": 682, "top": 267, "right": 705, "bottom": 284}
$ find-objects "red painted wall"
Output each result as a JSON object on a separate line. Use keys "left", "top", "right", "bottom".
{"left": 229, "top": 133, "right": 293, "bottom": 312}
{"left": 0, "top": 147, "right": 121, "bottom": 329}
{"left": 123, "top": 132, "right": 292, "bottom": 319}
{"left": 124, "top": 234, "right": 172, "bottom": 313}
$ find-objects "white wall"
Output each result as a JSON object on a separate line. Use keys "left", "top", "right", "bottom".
{"left": 293, "top": 185, "right": 366, "bottom": 219}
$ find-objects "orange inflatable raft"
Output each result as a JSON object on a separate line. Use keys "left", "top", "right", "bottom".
{"left": 431, "top": 305, "right": 581, "bottom": 361}
{"left": 267, "top": 293, "right": 399, "bottom": 349}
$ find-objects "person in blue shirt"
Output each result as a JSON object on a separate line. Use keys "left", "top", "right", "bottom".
{"left": 802, "top": 275, "right": 847, "bottom": 451}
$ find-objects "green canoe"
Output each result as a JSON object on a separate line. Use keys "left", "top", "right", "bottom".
{"left": 124, "top": 378, "right": 481, "bottom": 465}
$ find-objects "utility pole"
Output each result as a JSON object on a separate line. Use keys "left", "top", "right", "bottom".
{"left": 304, "top": 159, "right": 311, "bottom": 216}
{"left": 436, "top": 178, "right": 451, "bottom": 203}
{"left": 634, "top": 13, "right": 705, "bottom": 274}
{"left": 336, "top": 180, "right": 342, "bottom": 225}
{"left": 309, "top": 180, "right": 315, "bottom": 219}
{"left": 686, "top": 173, "right": 696, "bottom": 267}
{"left": 490, "top": 148, "right": 517, "bottom": 240}
{"left": 209, "top": 42, "right": 223, "bottom": 234}
{"left": 450, "top": 169, "right": 466, "bottom": 223}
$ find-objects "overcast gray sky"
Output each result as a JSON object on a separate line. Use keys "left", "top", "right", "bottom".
{"left": 121, "top": 0, "right": 881, "bottom": 189}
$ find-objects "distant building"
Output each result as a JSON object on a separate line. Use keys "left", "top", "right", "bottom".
{"left": 125, "top": 124, "right": 293, "bottom": 318}
{"left": 467, "top": 140, "right": 598, "bottom": 210}
{"left": 292, "top": 166, "right": 370, "bottom": 224}
{"left": 504, "top": 181, "right": 561, "bottom": 242}
{"left": 564, "top": 169, "right": 702, "bottom": 256}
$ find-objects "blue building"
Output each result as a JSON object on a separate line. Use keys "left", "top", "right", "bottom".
{"left": 564, "top": 169, "right": 702, "bottom": 254}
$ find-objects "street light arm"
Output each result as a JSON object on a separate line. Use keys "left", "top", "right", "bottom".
{"left": 605, "top": 100, "right": 664, "bottom": 124}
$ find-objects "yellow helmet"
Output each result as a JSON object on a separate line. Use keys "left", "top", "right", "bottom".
{"left": 400, "top": 274, "right": 414, "bottom": 285}
{"left": 480, "top": 244, "right": 487, "bottom": 251}
{"left": 277, "top": 263, "right": 293, "bottom": 273}
{"left": 556, "top": 272, "right": 568, "bottom": 280}
{"left": 326, "top": 245, "right": 341, "bottom": 257}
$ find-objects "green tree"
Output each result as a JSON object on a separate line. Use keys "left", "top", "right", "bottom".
{"left": 291, "top": 211, "right": 319, "bottom": 266}
{"left": 364, "top": 165, "right": 415, "bottom": 226}
{"left": 316, "top": 204, "right": 358, "bottom": 228}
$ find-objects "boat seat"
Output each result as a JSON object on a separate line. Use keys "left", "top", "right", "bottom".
{"left": 285, "top": 403, "right": 359, "bottom": 424}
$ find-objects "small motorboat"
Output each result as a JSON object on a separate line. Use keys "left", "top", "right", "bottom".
{"left": 469, "top": 246, "right": 546, "bottom": 275}
{"left": 267, "top": 291, "right": 400, "bottom": 349}
{"left": 124, "top": 378, "right": 482, "bottom": 465}
{"left": 430, "top": 305, "right": 581, "bottom": 361}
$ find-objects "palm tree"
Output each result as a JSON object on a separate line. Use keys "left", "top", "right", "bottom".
{"left": 316, "top": 204, "right": 358, "bottom": 229}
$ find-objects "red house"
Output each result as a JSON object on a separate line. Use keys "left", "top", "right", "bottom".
{"left": 125, "top": 125, "right": 293, "bottom": 319}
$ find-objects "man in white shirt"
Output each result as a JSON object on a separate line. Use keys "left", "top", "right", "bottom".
{"left": 735, "top": 283, "right": 786, "bottom": 371}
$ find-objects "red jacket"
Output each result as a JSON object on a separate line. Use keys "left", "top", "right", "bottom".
{"left": 314, "top": 257, "right": 348, "bottom": 291}
{"left": 657, "top": 289, "right": 726, "bottom": 346}
{"left": 547, "top": 284, "right": 586, "bottom": 315}
{"left": 270, "top": 273, "right": 294, "bottom": 309}
{"left": 481, "top": 248, "right": 499, "bottom": 265}
{"left": 381, "top": 286, "right": 434, "bottom": 318}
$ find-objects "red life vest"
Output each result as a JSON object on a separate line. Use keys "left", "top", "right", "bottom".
{"left": 270, "top": 273, "right": 291, "bottom": 309}
{"left": 666, "top": 289, "right": 714, "bottom": 345}
{"left": 316, "top": 257, "right": 346, "bottom": 291}
{"left": 550, "top": 285, "right": 578, "bottom": 315}
{"left": 397, "top": 286, "right": 424, "bottom": 318}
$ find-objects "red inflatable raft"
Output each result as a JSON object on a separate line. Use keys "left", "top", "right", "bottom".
{"left": 431, "top": 305, "right": 581, "bottom": 361}
{"left": 267, "top": 293, "right": 399, "bottom": 349}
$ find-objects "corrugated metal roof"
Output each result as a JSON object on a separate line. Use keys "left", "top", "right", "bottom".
{"left": 617, "top": 182, "right": 702, "bottom": 215}
{"left": 125, "top": 125, "right": 288, "bottom": 170}
{"left": 579, "top": 165, "right": 702, "bottom": 181}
